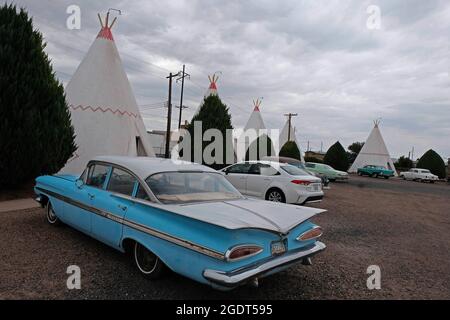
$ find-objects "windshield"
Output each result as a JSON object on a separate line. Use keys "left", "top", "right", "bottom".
{"left": 146, "top": 172, "right": 242, "bottom": 204}
{"left": 281, "top": 165, "right": 311, "bottom": 176}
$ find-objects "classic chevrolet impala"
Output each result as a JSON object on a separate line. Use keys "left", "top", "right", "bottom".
{"left": 34, "top": 156, "right": 326, "bottom": 290}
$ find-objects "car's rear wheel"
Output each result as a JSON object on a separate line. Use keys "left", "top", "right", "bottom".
{"left": 46, "top": 201, "right": 60, "bottom": 225}
{"left": 134, "top": 242, "right": 165, "bottom": 279}
{"left": 266, "top": 189, "right": 286, "bottom": 203}
{"left": 384, "top": 176, "right": 389, "bottom": 179}
{"left": 358, "top": 172, "right": 362, "bottom": 176}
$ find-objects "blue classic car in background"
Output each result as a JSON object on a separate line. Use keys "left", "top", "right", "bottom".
{"left": 34, "top": 156, "right": 326, "bottom": 290}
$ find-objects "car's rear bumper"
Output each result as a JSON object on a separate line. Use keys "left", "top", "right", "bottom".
{"left": 203, "top": 241, "right": 326, "bottom": 290}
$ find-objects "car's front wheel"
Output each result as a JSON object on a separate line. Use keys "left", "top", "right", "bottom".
{"left": 134, "top": 242, "right": 165, "bottom": 279}
{"left": 266, "top": 188, "right": 286, "bottom": 203}
{"left": 46, "top": 201, "right": 60, "bottom": 225}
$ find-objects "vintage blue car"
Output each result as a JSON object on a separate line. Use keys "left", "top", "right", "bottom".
{"left": 34, "top": 156, "right": 326, "bottom": 290}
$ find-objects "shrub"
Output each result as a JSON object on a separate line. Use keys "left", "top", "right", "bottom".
{"left": 0, "top": 4, "right": 76, "bottom": 188}
{"left": 324, "top": 141, "right": 349, "bottom": 171}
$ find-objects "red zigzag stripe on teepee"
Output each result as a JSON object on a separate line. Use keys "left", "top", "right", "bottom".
{"left": 69, "top": 105, "right": 140, "bottom": 118}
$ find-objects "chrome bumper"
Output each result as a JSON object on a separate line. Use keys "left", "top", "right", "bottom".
{"left": 203, "top": 241, "right": 326, "bottom": 289}
{"left": 35, "top": 195, "right": 44, "bottom": 207}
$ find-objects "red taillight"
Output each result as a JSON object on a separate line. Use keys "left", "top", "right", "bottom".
{"left": 291, "top": 179, "right": 311, "bottom": 185}
{"left": 297, "top": 227, "right": 323, "bottom": 241}
{"left": 226, "top": 245, "right": 263, "bottom": 261}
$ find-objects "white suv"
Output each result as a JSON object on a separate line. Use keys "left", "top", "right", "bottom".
{"left": 222, "top": 161, "right": 324, "bottom": 204}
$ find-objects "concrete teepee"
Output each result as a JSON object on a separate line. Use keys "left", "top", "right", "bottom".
{"left": 60, "top": 12, "right": 155, "bottom": 174}
{"left": 349, "top": 120, "right": 396, "bottom": 175}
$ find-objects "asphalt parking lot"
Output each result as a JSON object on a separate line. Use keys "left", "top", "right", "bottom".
{"left": 1, "top": 175, "right": 449, "bottom": 299}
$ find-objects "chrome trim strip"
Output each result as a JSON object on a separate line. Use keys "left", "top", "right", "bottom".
{"left": 35, "top": 187, "right": 225, "bottom": 260}
{"left": 203, "top": 241, "right": 326, "bottom": 288}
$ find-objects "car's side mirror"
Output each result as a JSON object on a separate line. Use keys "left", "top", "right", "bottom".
{"left": 223, "top": 169, "right": 229, "bottom": 175}
{"left": 75, "top": 178, "right": 84, "bottom": 189}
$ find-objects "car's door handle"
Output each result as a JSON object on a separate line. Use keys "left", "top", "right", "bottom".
{"left": 263, "top": 178, "right": 271, "bottom": 181}
{"left": 88, "top": 193, "right": 95, "bottom": 200}
{"left": 117, "top": 204, "right": 127, "bottom": 211}
{"left": 239, "top": 177, "right": 246, "bottom": 180}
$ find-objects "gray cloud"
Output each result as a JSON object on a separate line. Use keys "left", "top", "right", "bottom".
{"left": 9, "top": 0, "right": 450, "bottom": 160}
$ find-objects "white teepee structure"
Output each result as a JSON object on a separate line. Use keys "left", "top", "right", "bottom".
{"left": 243, "top": 98, "right": 266, "bottom": 132}
{"left": 349, "top": 120, "right": 396, "bottom": 175}
{"left": 279, "top": 119, "right": 304, "bottom": 162}
{"left": 235, "top": 99, "right": 274, "bottom": 161}
{"left": 60, "top": 13, "right": 155, "bottom": 174}
{"left": 205, "top": 74, "right": 219, "bottom": 97}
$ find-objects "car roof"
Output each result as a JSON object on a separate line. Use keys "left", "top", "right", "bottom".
{"left": 91, "top": 156, "right": 216, "bottom": 180}
{"left": 262, "top": 156, "right": 301, "bottom": 163}
{"left": 234, "top": 160, "right": 290, "bottom": 166}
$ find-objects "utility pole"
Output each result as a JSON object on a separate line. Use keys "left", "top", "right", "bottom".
{"left": 177, "top": 65, "right": 190, "bottom": 129}
{"left": 307, "top": 141, "right": 310, "bottom": 152}
{"left": 165, "top": 72, "right": 180, "bottom": 158}
{"left": 284, "top": 113, "right": 298, "bottom": 142}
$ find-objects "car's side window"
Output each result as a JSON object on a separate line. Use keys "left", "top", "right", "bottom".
{"left": 107, "top": 167, "right": 136, "bottom": 196}
{"left": 135, "top": 184, "right": 150, "bottom": 201}
{"left": 306, "top": 163, "right": 314, "bottom": 168}
{"left": 228, "top": 163, "right": 251, "bottom": 174}
{"left": 260, "top": 164, "right": 279, "bottom": 176}
{"left": 248, "top": 164, "right": 261, "bottom": 175}
{"left": 86, "top": 164, "right": 110, "bottom": 189}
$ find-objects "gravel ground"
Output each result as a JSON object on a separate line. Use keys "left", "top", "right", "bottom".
{"left": 1, "top": 176, "right": 449, "bottom": 299}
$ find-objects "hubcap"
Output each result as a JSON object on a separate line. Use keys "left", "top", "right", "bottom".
{"left": 47, "top": 205, "right": 57, "bottom": 223}
{"left": 268, "top": 191, "right": 282, "bottom": 202}
{"left": 135, "top": 243, "right": 157, "bottom": 274}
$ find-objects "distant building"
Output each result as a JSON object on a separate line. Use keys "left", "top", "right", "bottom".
{"left": 147, "top": 131, "right": 182, "bottom": 158}
{"left": 304, "top": 151, "right": 326, "bottom": 162}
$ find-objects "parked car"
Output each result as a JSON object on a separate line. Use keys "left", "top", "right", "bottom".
{"left": 263, "top": 156, "right": 330, "bottom": 188}
{"left": 400, "top": 168, "right": 439, "bottom": 183}
{"left": 222, "top": 161, "right": 323, "bottom": 205}
{"left": 357, "top": 165, "right": 395, "bottom": 179}
{"left": 34, "top": 156, "right": 326, "bottom": 290}
{"left": 305, "top": 162, "right": 349, "bottom": 182}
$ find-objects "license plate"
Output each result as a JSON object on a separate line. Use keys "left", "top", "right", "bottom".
{"left": 271, "top": 241, "right": 286, "bottom": 256}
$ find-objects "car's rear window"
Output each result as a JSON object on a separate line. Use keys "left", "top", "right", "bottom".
{"left": 281, "top": 165, "right": 310, "bottom": 176}
{"left": 146, "top": 172, "right": 242, "bottom": 204}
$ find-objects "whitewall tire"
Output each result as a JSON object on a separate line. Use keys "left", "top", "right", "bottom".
{"left": 46, "top": 201, "right": 60, "bottom": 225}
{"left": 133, "top": 242, "right": 164, "bottom": 279}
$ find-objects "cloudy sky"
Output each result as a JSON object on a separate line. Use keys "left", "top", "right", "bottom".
{"left": 10, "top": 0, "right": 450, "bottom": 159}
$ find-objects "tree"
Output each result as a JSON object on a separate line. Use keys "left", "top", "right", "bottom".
{"left": 324, "top": 141, "right": 349, "bottom": 171}
{"left": 348, "top": 141, "right": 364, "bottom": 164}
{"left": 184, "top": 94, "right": 233, "bottom": 170}
{"left": 304, "top": 156, "right": 323, "bottom": 163}
{"left": 245, "top": 135, "right": 274, "bottom": 161}
{"left": 279, "top": 141, "right": 301, "bottom": 160}
{"left": 348, "top": 141, "right": 365, "bottom": 154}
{"left": 416, "top": 149, "right": 446, "bottom": 179}
{"left": 394, "top": 156, "right": 413, "bottom": 170}
{"left": 0, "top": 4, "right": 76, "bottom": 189}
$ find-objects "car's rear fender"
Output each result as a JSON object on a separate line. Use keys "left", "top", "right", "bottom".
{"left": 121, "top": 203, "right": 321, "bottom": 285}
